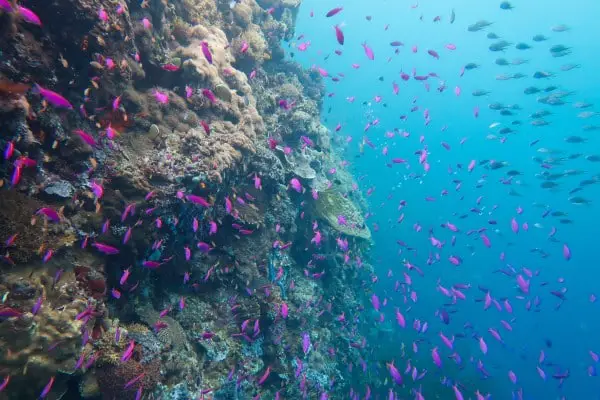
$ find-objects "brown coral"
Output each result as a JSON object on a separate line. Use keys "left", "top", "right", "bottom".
{"left": 135, "top": 304, "right": 188, "bottom": 350}
{"left": 0, "top": 190, "right": 75, "bottom": 264}
{"left": 0, "top": 268, "right": 87, "bottom": 398}
{"left": 95, "top": 350, "right": 162, "bottom": 400}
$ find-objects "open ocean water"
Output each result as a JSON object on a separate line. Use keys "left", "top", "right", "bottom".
{"left": 292, "top": 1, "right": 600, "bottom": 399}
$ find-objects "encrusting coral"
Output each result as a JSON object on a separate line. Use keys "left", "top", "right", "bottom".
{"left": 314, "top": 190, "right": 372, "bottom": 240}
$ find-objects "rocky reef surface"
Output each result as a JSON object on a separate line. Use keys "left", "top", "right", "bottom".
{"left": 0, "top": 0, "right": 373, "bottom": 398}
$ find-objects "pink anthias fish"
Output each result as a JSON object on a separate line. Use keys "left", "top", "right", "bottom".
{"left": 18, "top": 6, "right": 42, "bottom": 26}
{"left": 98, "top": 7, "right": 108, "bottom": 22}
{"left": 90, "top": 181, "right": 103, "bottom": 200}
{"left": 185, "top": 85, "right": 194, "bottom": 98}
{"left": 362, "top": 42, "right": 374, "bottom": 60}
{"left": 289, "top": 178, "right": 303, "bottom": 193}
{"left": 186, "top": 194, "right": 211, "bottom": 207}
{"left": 92, "top": 242, "right": 120, "bottom": 255}
{"left": 387, "top": 361, "right": 403, "bottom": 385}
{"left": 201, "top": 41, "right": 213, "bottom": 64}
{"left": 301, "top": 332, "right": 311, "bottom": 354}
{"left": 73, "top": 129, "right": 97, "bottom": 147}
{"left": 427, "top": 49, "right": 439, "bottom": 59}
{"left": 153, "top": 89, "right": 169, "bottom": 104}
{"left": 297, "top": 41, "right": 311, "bottom": 51}
{"left": 39, "top": 376, "right": 55, "bottom": 399}
{"left": 563, "top": 243, "right": 571, "bottom": 260}
{"left": 121, "top": 340, "right": 135, "bottom": 362}
{"left": 36, "top": 207, "right": 61, "bottom": 222}
{"left": 334, "top": 25, "right": 344, "bottom": 45}
{"left": 33, "top": 84, "right": 72, "bottom": 109}
{"left": 0, "top": 0, "right": 13, "bottom": 11}
{"left": 202, "top": 88, "right": 216, "bottom": 103}
{"left": 325, "top": 6, "right": 343, "bottom": 17}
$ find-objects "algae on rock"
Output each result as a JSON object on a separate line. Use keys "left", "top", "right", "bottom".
{"left": 314, "top": 190, "right": 371, "bottom": 240}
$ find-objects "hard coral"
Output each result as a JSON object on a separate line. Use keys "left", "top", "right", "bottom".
{"left": 314, "top": 190, "right": 372, "bottom": 240}
{"left": 136, "top": 304, "right": 188, "bottom": 351}
{"left": 95, "top": 353, "right": 162, "bottom": 400}
{"left": 234, "top": 24, "right": 269, "bottom": 64}
{"left": 0, "top": 190, "right": 75, "bottom": 264}
{"left": 0, "top": 269, "right": 85, "bottom": 398}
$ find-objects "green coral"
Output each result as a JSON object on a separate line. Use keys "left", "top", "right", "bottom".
{"left": 314, "top": 190, "right": 371, "bottom": 240}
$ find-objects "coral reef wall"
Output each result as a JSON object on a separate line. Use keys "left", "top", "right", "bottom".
{"left": 0, "top": 0, "right": 372, "bottom": 398}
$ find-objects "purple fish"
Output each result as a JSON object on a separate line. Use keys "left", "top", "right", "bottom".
{"left": 371, "top": 294, "right": 380, "bottom": 311}
{"left": 0, "top": 0, "right": 13, "bottom": 11}
{"left": 121, "top": 340, "right": 135, "bottom": 362}
{"left": 302, "top": 332, "right": 311, "bottom": 354}
{"left": 563, "top": 243, "right": 571, "bottom": 260}
{"left": 18, "top": 6, "right": 42, "bottom": 26}
{"left": 36, "top": 207, "right": 61, "bottom": 222}
{"left": 387, "top": 362, "right": 402, "bottom": 385}
{"left": 92, "top": 242, "right": 120, "bottom": 255}
{"left": 31, "top": 297, "right": 43, "bottom": 315}
{"left": 33, "top": 84, "right": 72, "bottom": 108}
{"left": 0, "top": 308, "right": 23, "bottom": 318}
{"left": 202, "top": 88, "right": 216, "bottom": 103}
{"left": 201, "top": 41, "right": 213, "bottom": 64}
{"left": 39, "top": 376, "right": 55, "bottom": 399}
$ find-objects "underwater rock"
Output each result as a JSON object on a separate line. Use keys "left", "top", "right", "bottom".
{"left": 43, "top": 179, "right": 75, "bottom": 199}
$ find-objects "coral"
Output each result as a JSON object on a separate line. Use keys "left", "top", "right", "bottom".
{"left": 79, "top": 372, "right": 101, "bottom": 399}
{"left": 285, "top": 150, "right": 317, "bottom": 180}
{"left": 135, "top": 304, "right": 188, "bottom": 351}
{"left": 232, "top": 2, "right": 254, "bottom": 28}
{"left": 0, "top": 190, "right": 76, "bottom": 264}
{"left": 0, "top": 79, "right": 31, "bottom": 115}
{"left": 234, "top": 24, "right": 269, "bottom": 64}
{"left": 314, "top": 190, "right": 372, "bottom": 240}
{"left": 0, "top": 267, "right": 87, "bottom": 398}
{"left": 277, "top": 82, "right": 302, "bottom": 100}
{"left": 95, "top": 354, "right": 162, "bottom": 400}
{"left": 288, "top": 110, "right": 312, "bottom": 134}
{"left": 248, "top": 144, "right": 285, "bottom": 187}
{"left": 181, "top": 0, "right": 220, "bottom": 25}
{"left": 156, "top": 381, "right": 199, "bottom": 400}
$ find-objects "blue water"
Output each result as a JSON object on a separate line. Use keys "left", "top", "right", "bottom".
{"left": 292, "top": 1, "right": 600, "bottom": 399}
